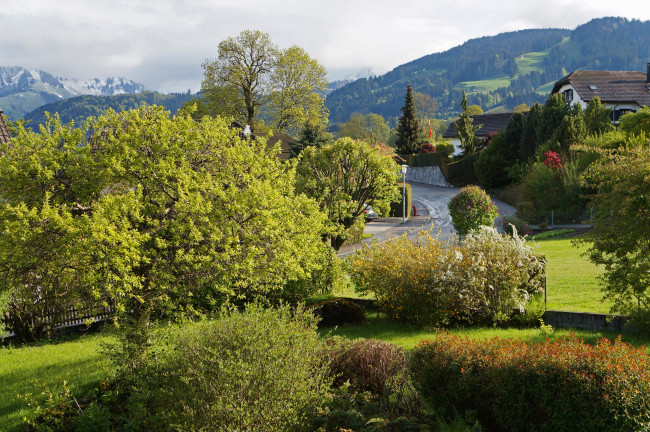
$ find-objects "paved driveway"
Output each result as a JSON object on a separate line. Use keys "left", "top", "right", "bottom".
{"left": 337, "top": 182, "right": 516, "bottom": 256}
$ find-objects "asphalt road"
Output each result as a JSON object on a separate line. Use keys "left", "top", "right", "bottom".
{"left": 337, "top": 182, "right": 516, "bottom": 257}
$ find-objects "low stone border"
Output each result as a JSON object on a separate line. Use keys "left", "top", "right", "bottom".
{"left": 543, "top": 310, "right": 629, "bottom": 333}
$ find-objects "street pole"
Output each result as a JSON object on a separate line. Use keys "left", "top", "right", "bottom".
{"left": 401, "top": 164, "right": 408, "bottom": 224}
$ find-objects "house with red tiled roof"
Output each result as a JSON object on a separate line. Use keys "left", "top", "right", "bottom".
{"left": 0, "top": 109, "right": 11, "bottom": 144}
{"left": 551, "top": 65, "right": 650, "bottom": 122}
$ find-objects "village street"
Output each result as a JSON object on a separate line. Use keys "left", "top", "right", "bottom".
{"left": 337, "top": 182, "right": 516, "bottom": 257}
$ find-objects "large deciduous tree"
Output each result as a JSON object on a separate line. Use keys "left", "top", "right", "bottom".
{"left": 576, "top": 143, "right": 650, "bottom": 315}
{"left": 296, "top": 138, "right": 400, "bottom": 250}
{"left": 201, "top": 29, "right": 277, "bottom": 130}
{"left": 0, "top": 107, "right": 328, "bottom": 350}
{"left": 338, "top": 113, "right": 390, "bottom": 145}
{"left": 267, "top": 45, "right": 328, "bottom": 136}
{"left": 201, "top": 30, "right": 328, "bottom": 134}
{"left": 395, "top": 85, "right": 421, "bottom": 155}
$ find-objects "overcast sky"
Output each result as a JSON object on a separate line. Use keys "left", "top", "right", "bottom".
{"left": 2, "top": 0, "right": 650, "bottom": 93}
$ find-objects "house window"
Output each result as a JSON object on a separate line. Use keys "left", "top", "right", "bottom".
{"left": 613, "top": 109, "right": 636, "bottom": 123}
{"left": 562, "top": 89, "right": 573, "bottom": 104}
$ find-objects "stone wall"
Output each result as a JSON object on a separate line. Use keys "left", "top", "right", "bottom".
{"left": 543, "top": 310, "right": 629, "bottom": 332}
{"left": 405, "top": 166, "right": 453, "bottom": 187}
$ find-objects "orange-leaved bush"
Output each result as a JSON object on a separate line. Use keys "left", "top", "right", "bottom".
{"left": 409, "top": 332, "right": 650, "bottom": 432}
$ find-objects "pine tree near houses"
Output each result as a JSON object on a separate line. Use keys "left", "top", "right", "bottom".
{"left": 454, "top": 90, "right": 482, "bottom": 155}
{"left": 395, "top": 85, "right": 421, "bottom": 156}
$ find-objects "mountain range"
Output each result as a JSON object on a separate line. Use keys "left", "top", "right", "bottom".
{"left": 325, "top": 16, "right": 650, "bottom": 124}
{"left": 3, "top": 16, "right": 650, "bottom": 130}
{"left": 0, "top": 66, "right": 144, "bottom": 120}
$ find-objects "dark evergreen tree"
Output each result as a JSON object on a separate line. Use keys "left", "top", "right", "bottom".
{"left": 290, "top": 120, "right": 332, "bottom": 158}
{"left": 550, "top": 106, "right": 586, "bottom": 157}
{"left": 538, "top": 94, "right": 569, "bottom": 148}
{"left": 395, "top": 85, "right": 421, "bottom": 155}
{"left": 454, "top": 90, "right": 482, "bottom": 155}
{"left": 505, "top": 112, "right": 525, "bottom": 159}
{"left": 520, "top": 102, "right": 543, "bottom": 161}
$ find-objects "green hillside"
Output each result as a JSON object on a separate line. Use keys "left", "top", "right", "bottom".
{"left": 326, "top": 17, "right": 650, "bottom": 124}
{"left": 23, "top": 91, "right": 196, "bottom": 127}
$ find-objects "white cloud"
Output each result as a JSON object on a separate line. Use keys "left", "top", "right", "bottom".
{"left": 1, "top": 0, "right": 650, "bottom": 91}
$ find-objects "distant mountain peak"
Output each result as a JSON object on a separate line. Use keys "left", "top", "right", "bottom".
{"left": 0, "top": 66, "right": 145, "bottom": 119}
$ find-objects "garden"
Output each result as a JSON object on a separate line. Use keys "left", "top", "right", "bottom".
{"left": 2, "top": 101, "right": 650, "bottom": 431}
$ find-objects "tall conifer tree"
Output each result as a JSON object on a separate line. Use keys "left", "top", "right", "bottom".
{"left": 454, "top": 90, "right": 482, "bottom": 155}
{"left": 395, "top": 85, "right": 421, "bottom": 155}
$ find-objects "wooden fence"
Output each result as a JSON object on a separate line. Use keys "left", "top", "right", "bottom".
{"left": 2, "top": 302, "right": 115, "bottom": 339}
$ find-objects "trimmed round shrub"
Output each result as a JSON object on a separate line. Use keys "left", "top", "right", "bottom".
{"left": 448, "top": 185, "right": 499, "bottom": 235}
{"left": 127, "top": 304, "right": 332, "bottom": 432}
{"left": 410, "top": 333, "right": 650, "bottom": 432}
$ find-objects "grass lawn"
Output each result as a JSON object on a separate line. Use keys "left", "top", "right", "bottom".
{"left": 323, "top": 312, "right": 650, "bottom": 352}
{"left": 0, "top": 332, "right": 115, "bottom": 432}
{"left": 534, "top": 237, "right": 610, "bottom": 313}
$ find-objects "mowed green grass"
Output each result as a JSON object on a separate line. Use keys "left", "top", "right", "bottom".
{"left": 0, "top": 333, "right": 115, "bottom": 432}
{"left": 324, "top": 312, "right": 650, "bottom": 351}
{"left": 534, "top": 237, "right": 610, "bottom": 313}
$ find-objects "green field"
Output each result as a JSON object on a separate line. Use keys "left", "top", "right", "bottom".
{"left": 535, "top": 237, "right": 610, "bottom": 313}
{"left": 455, "top": 75, "right": 513, "bottom": 92}
{"left": 515, "top": 51, "right": 548, "bottom": 75}
{"left": 324, "top": 311, "right": 649, "bottom": 351}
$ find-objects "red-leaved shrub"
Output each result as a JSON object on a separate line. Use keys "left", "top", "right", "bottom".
{"left": 409, "top": 333, "right": 650, "bottom": 432}
{"left": 326, "top": 338, "right": 406, "bottom": 401}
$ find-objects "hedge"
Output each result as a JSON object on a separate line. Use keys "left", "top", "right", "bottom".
{"left": 409, "top": 333, "right": 650, "bottom": 432}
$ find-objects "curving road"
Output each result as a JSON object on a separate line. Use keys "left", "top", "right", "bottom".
{"left": 337, "top": 182, "right": 516, "bottom": 256}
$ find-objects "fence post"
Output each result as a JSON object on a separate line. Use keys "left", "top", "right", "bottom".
{"left": 544, "top": 276, "right": 547, "bottom": 310}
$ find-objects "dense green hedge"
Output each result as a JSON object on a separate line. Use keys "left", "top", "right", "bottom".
{"left": 389, "top": 182, "right": 412, "bottom": 218}
{"left": 410, "top": 333, "right": 650, "bottom": 432}
{"left": 405, "top": 152, "right": 449, "bottom": 167}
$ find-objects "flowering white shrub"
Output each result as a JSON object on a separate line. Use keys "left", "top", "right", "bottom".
{"left": 348, "top": 228, "right": 545, "bottom": 326}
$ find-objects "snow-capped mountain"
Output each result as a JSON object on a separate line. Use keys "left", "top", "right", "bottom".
{"left": 0, "top": 66, "right": 145, "bottom": 119}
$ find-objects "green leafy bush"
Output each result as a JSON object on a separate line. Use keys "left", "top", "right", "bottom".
{"left": 348, "top": 228, "right": 545, "bottom": 326}
{"left": 528, "top": 228, "right": 575, "bottom": 240}
{"left": 520, "top": 161, "right": 585, "bottom": 223}
{"left": 410, "top": 333, "right": 650, "bottom": 432}
{"left": 125, "top": 304, "right": 332, "bottom": 432}
{"left": 448, "top": 185, "right": 499, "bottom": 235}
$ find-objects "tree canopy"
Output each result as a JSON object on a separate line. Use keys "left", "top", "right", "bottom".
{"left": 0, "top": 106, "right": 328, "bottom": 345}
{"left": 454, "top": 90, "right": 482, "bottom": 155}
{"left": 201, "top": 30, "right": 328, "bottom": 134}
{"left": 296, "top": 138, "right": 400, "bottom": 250}
{"left": 337, "top": 113, "right": 390, "bottom": 145}
{"left": 576, "top": 142, "right": 650, "bottom": 314}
